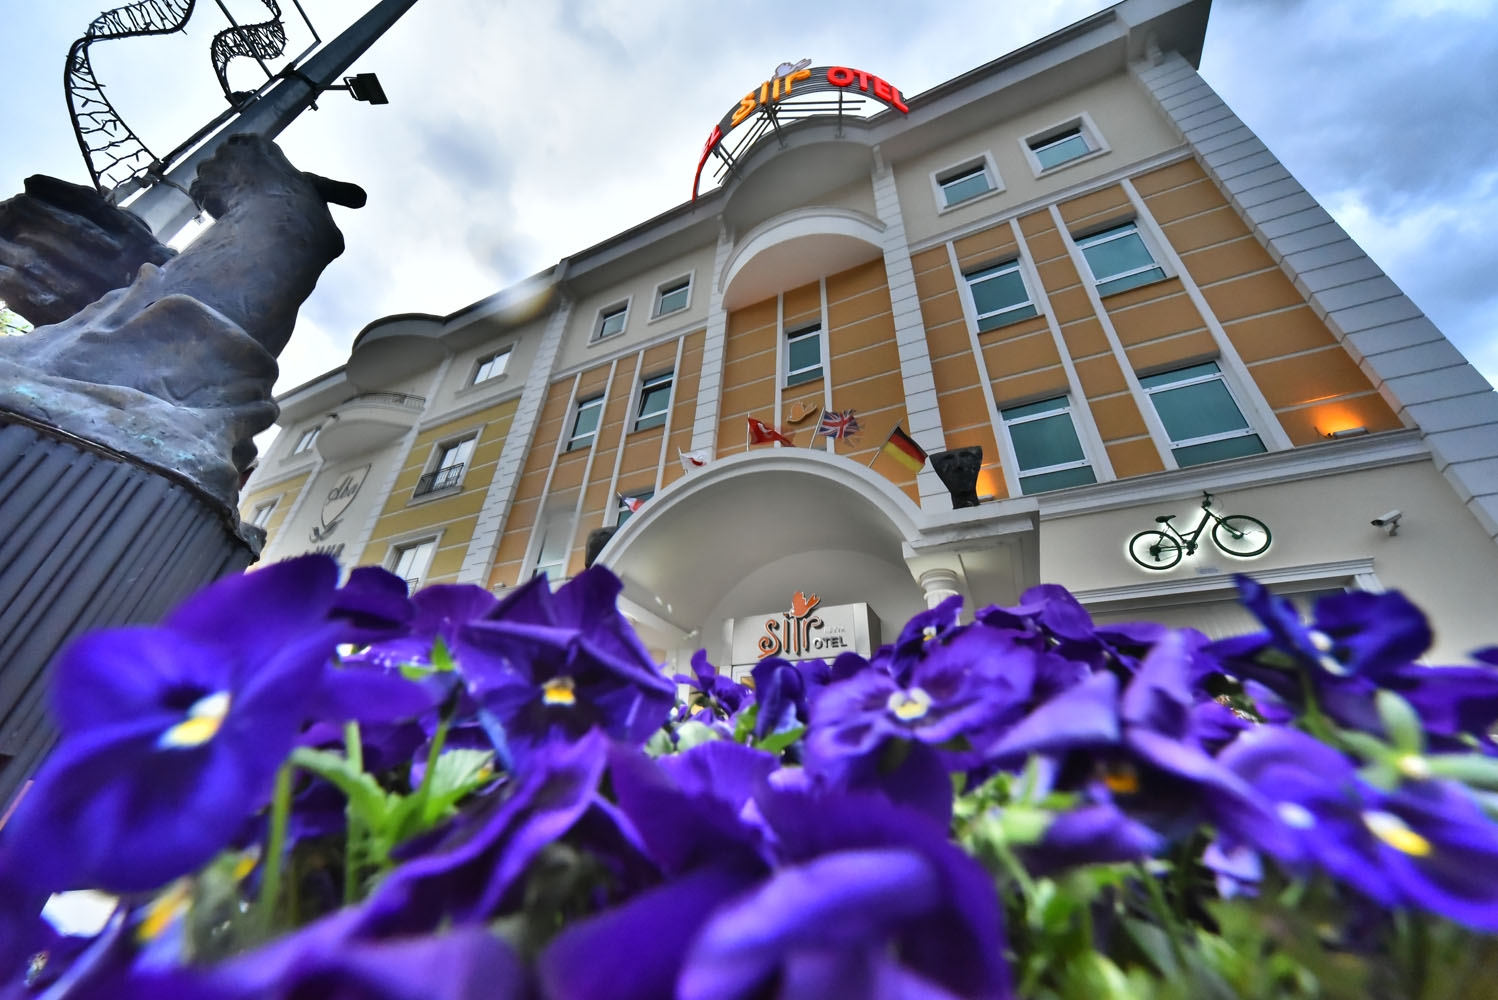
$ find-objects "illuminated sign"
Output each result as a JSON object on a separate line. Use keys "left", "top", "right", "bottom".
{"left": 694, "top": 63, "right": 912, "bottom": 200}
{"left": 728, "top": 591, "right": 880, "bottom": 671}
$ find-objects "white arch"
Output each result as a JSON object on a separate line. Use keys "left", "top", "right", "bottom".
{"left": 719, "top": 207, "right": 887, "bottom": 310}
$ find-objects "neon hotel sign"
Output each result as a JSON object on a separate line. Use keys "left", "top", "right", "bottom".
{"left": 693, "top": 62, "right": 911, "bottom": 199}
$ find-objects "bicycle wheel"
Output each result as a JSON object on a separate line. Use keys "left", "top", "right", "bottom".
{"left": 1213, "top": 515, "right": 1271, "bottom": 558}
{"left": 1128, "top": 530, "right": 1182, "bottom": 570}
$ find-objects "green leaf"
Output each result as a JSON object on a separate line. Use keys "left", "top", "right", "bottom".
{"left": 644, "top": 728, "right": 676, "bottom": 757}
{"left": 754, "top": 725, "right": 805, "bottom": 755}
{"left": 1337, "top": 729, "right": 1392, "bottom": 764}
{"left": 1376, "top": 690, "right": 1425, "bottom": 755}
{"left": 430, "top": 634, "right": 457, "bottom": 673}
{"left": 733, "top": 704, "right": 759, "bottom": 745}
{"left": 675, "top": 720, "right": 721, "bottom": 752}
{"left": 289, "top": 747, "right": 393, "bottom": 831}
{"left": 1426, "top": 753, "right": 1498, "bottom": 789}
{"left": 997, "top": 805, "right": 1052, "bottom": 847}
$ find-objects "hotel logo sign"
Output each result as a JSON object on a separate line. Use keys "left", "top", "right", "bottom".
{"left": 729, "top": 592, "right": 879, "bottom": 668}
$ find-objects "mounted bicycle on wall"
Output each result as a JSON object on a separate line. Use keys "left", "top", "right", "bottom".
{"left": 1128, "top": 491, "right": 1270, "bottom": 570}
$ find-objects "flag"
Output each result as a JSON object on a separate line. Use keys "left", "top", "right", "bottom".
{"left": 879, "top": 425, "right": 928, "bottom": 472}
{"left": 617, "top": 493, "right": 645, "bottom": 513}
{"left": 817, "top": 409, "right": 861, "bottom": 439}
{"left": 678, "top": 448, "right": 712, "bottom": 472}
{"left": 747, "top": 416, "right": 794, "bottom": 447}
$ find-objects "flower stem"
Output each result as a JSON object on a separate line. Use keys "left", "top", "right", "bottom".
{"left": 343, "top": 722, "right": 364, "bottom": 905}
{"left": 1140, "top": 864, "right": 1187, "bottom": 968}
{"left": 258, "top": 760, "right": 295, "bottom": 937}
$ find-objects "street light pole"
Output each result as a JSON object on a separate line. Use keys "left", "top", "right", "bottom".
{"left": 128, "top": 0, "right": 420, "bottom": 241}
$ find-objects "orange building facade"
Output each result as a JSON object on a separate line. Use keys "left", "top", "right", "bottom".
{"left": 242, "top": 0, "right": 1498, "bottom": 671}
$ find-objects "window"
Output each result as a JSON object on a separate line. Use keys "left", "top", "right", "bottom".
{"left": 1139, "top": 362, "right": 1266, "bottom": 467}
{"left": 617, "top": 491, "right": 653, "bottom": 528}
{"left": 594, "top": 302, "right": 628, "bottom": 341}
{"left": 1029, "top": 127, "right": 1091, "bottom": 170}
{"left": 390, "top": 538, "right": 437, "bottom": 590}
{"left": 249, "top": 501, "right": 276, "bottom": 528}
{"left": 415, "top": 436, "right": 475, "bottom": 497}
{"left": 634, "top": 371, "right": 673, "bottom": 431}
{"left": 568, "top": 394, "right": 605, "bottom": 451}
{"left": 1000, "top": 397, "right": 1097, "bottom": 495}
{"left": 655, "top": 278, "right": 691, "bottom": 317}
{"left": 964, "top": 260, "right": 1038, "bottom": 331}
{"left": 472, "top": 349, "right": 510, "bottom": 385}
{"left": 1076, "top": 222, "right": 1166, "bottom": 297}
{"left": 785, "top": 324, "right": 822, "bottom": 387}
{"left": 533, "top": 513, "right": 572, "bottom": 583}
{"left": 1022, "top": 115, "right": 1107, "bottom": 175}
{"left": 292, "top": 426, "right": 320, "bottom": 455}
{"left": 936, "top": 162, "right": 994, "bottom": 208}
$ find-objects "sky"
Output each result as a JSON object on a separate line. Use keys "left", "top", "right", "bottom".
{"left": 4, "top": 0, "right": 1496, "bottom": 430}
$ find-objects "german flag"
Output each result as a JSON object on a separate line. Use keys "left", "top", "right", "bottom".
{"left": 880, "top": 425, "right": 927, "bottom": 473}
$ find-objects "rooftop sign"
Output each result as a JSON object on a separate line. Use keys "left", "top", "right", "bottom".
{"left": 693, "top": 63, "right": 911, "bottom": 200}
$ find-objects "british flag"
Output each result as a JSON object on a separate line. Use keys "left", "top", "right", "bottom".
{"left": 817, "top": 409, "right": 861, "bottom": 438}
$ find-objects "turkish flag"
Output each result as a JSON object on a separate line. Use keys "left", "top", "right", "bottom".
{"left": 747, "top": 416, "right": 794, "bottom": 446}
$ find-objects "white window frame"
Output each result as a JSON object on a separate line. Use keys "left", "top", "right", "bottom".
{"left": 1074, "top": 220, "right": 1168, "bottom": 297}
{"left": 471, "top": 348, "right": 511, "bottom": 385}
{"left": 929, "top": 152, "right": 1002, "bottom": 213}
{"left": 999, "top": 396, "right": 1096, "bottom": 495}
{"left": 1138, "top": 361, "right": 1265, "bottom": 465}
{"left": 784, "top": 323, "right": 823, "bottom": 387}
{"left": 249, "top": 499, "right": 277, "bottom": 528}
{"left": 530, "top": 510, "right": 574, "bottom": 584}
{"left": 633, "top": 370, "right": 673, "bottom": 432}
{"left": 963, "top": 258, "right": 1038, "bottom": 332}
{"left": 567, "top": 393, "right": 605, "bottom": 451}
{"left": 389, "top": 536, "right": 439, "bottom": 591}
{"left": 592, "top": 299, "right": 631, "bottom": 343}
{"left": 415, "top": 434, "right": 476, "bottom": 498}
{"left": 652, "top": 275, "right": 693, "bottom": 320}
{"left": 1020, "top": 112, "right": 1109, "bottom": 177}
{"left": 291, "top": 425, "right": 320, "bottom": 455}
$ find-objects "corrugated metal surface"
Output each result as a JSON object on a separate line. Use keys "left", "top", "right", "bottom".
{"left": 0, "top": 420, "right": 256, "bottom": 808}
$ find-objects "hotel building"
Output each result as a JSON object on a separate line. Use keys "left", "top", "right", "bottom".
{"left": 240, "top": 0, "right": 1498, "bottom": 673}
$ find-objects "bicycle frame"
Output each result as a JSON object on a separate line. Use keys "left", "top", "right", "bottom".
{"left": 1157, "top": 495, "right": 1225, "bottom": 555}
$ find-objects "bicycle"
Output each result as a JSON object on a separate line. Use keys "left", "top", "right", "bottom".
{"left": 1128, "top": 491, "right": 1270, "bottom": 570}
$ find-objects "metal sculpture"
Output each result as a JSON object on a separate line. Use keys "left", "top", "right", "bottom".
{"left": 210, "top": 1, "right": 289, "bottom": 103}
{"left": 65, "top": 0, "right": 197, "bottom": 193}
{"left": 65, "top": 0, "right": 292, "bottom": 196}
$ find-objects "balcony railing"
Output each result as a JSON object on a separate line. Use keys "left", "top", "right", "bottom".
{"left": 347, "top": 391, "right": 425, "bottom": 410}
{"left": 414, "top": 463, "right": 465, "bottom": 498}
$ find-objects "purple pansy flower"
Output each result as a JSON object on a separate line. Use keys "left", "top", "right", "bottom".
{"left": 675, "top": 650, "right": 751, "bottom": 720}
{"left": 457, "top": 568, "right": 674, "bottom": 765}
{"left": 544, "top": 778, "right": 1010, "bottom": 1000}
{"left": 1, "top": 556, "right": 343, "bottom": 893}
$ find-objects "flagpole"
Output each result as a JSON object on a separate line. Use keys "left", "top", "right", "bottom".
{"left": 801, "top": 407, "right": 824, "bottom": 448}
{"left": 868, "top": 420, "right": 898, "bottom": 469}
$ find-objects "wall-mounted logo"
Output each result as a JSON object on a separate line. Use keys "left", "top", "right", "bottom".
{"left": 757, "top": 591, "right": 828, "bottom": 659}
{"left": 694, "top": 63, "right": 910, "bottom": 200}
{"left": 310, "top": 464, "right": 370, "bottom": 543}
{"left": 1127, "top": 491, "right": 1271, "bottom": 571}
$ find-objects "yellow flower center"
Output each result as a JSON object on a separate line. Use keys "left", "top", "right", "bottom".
{"left": 1396, "top": 754, "right": 1430, "bottom": 779}
{"left": 158, "top": 691, "right": 231, "bottom": 749}
{"left": 1102, "top": 763, "right": 1140, "bottom": 795}
{"left": 542, "top": 676, "right": 577, "bottom": 706}
{"left": 887, "top": 687, "right": 932, "bottom": 722}
{"left": 1364, "top": 810, "right": 1432, "bottom": 857}
{"left": 137, "top": 882, "right": 191, "bottom": 943}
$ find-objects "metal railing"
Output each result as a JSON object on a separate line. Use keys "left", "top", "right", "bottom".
{"left": 346, "top": 391, "right": 425, "bottom": 410}
{"left": 413, "top": 463, "right": 464, "bottom": 498}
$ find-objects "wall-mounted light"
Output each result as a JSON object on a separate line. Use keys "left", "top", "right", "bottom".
{"left": 1326, "top": 426, "right": 1368, "bottom": 439}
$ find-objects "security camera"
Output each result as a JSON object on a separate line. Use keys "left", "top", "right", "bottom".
{"left": 1371, "top": 510, "right": 1402, "bottom": 535}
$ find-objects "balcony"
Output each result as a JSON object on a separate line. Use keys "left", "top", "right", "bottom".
{"left": 315, "top": 392, "right": 426, "bottom": 461}
{"left": 413, "top": 463, "right": 465, "bottom": 498}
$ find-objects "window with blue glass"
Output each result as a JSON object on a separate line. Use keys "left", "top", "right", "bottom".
{"left": 567, "top": 394, "right": 604, "bottom": 451}
{"left": 1000, "top": 397, "right": 1096, "bottom": 495}
{"left": 785, "top": 324, "right": 822, "bottom": 387}
{"left": 936, "top": 162, "right": 994, "bottom": 208}
{"left": 634, "top": 371, "right": 673, "bottom": 431}
{"left": 1076, "top": 222, "right": 1166, "bottom": 297}
{"left": 1139, "top": 361, "right": 1266, "bottom": 467}
{"left": 964, "top": 259, "right": 1038, "bottom": 331}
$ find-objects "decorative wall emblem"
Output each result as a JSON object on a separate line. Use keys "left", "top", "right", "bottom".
{"left": 757, "top": 591, "right": 825, "bottom": 659}
{"left": 310, "top": 464, "right": 369, "bottom": 543}
{"left": 1128, "top": 491, "right": 1271, "bottom": 570}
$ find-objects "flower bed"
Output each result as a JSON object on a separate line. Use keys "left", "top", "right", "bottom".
{"left": 3, "top": 556, "right": 1498, "bottom": 998}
